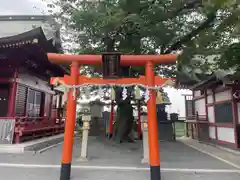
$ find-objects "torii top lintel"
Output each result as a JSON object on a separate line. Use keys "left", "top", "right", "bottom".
{"left": 47, "top": 53, "right": 177, "bottom": 66}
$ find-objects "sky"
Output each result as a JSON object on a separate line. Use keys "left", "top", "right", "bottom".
{"left": 0, "top": 0, "right": 48, "bottom": 15}
{"left": 0, "top": 0, "right": 192, "bottom": 117}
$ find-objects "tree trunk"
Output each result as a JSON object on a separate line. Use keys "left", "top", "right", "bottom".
{"left": 113, "top": 97, "right": 134, "bottom": 143}
{"left": 113, "top": 68, "right": 135, "bottom": 143}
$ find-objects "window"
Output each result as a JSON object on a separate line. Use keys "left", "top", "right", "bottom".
{"left": 44, "top": 94, "right": 52, "bottom": 119}
{"left": 26, "top": 89, "right": 43, "bottom": 118}
{"left": 15, "top": 85, "right": 27, "bottom": 116}
{"left": 52, "top": 95, "right": 57, "bottom": 109}
{"left": 215, "top": 103, "right": 233, "bottom": 123}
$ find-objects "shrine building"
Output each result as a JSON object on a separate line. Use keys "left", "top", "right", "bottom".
{"left": 0, "top": 15, "right": 68, "bottom": 144}
{"left": 181, "top": 74, "right": 240, "bottom": 149}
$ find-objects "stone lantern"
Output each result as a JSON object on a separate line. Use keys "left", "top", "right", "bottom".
{"left": 78, "top": 107, "right": 91, "bottom": 161}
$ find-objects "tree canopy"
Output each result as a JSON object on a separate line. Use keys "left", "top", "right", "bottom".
{"left": 45, "top": 0, "right": 240, "bottom": 83}
{"left": 43, "top": 0, "right": 240, "bottom": 142}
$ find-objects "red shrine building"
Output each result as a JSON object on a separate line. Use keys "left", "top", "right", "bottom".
{"left": 0, "top": 15, "right": 67, "bottom": 144}
{"left": 182, "top": 74, "right": 240, "bottom": 149}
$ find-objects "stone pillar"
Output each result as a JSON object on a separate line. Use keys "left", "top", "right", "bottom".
{"left": 141, "top": 112, "right": 149, "bottom": 164}
{"left": 78, "top": 108, "right": 91, "bottom": 162}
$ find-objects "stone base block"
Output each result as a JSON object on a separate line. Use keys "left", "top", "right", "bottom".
{"left": 76, "top": 157, "right": 89, "bottom": 162}
{"left": 141, "top": 158, "right": 149, "bottom": 164}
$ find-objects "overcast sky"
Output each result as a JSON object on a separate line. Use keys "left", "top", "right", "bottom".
{"left": 0, "top": 0, "right": 48, "bottom": 15}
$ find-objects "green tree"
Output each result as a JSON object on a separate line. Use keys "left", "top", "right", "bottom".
{"left": 177, "top": 0, "right": 240, "bottom": 82}
{"left": 45, "top": 0, "right": 239, "bottom": 142}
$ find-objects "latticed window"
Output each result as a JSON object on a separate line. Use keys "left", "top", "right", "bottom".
{"left": 215, "top": 103, "right": 233, "bottom": 123}
{"left": 26, "top": 89, "right": 43, "bottom": 118}
{"left": 15, "top": 85, "right": 27, "bottom": 116}
{"left": 44, "top": 94, "right": 52, "bottom": 119}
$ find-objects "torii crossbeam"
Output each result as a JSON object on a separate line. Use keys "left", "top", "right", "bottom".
{"left": 51, "top": 75, "right": 174, "bottom": 87}
{"left": 47, "top": 53, "right": 177, "bottom": 180}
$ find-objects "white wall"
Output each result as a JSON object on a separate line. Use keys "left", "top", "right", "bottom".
{"left": 208, "top": 106, "right": 215, "bottom": 123}
{"left": 207, "top": 94, "right": 213, "bottom": 104}
{"left": 209, "top": 126, "right": 216, "bottom": 139}
{"left": 194, "top": 98, "right": 206, "bottom": 115}
{"left": 164, "top": 87, "right": 192, "bottom": 117}
{"left": 215, "top": 90, "right": 232, "bottom": 102}
{"left": 17, "top": 72, "right": 54, "bottom": 94}
{"left": 194, "top": 90, "right": 201, "bottom": 97}
{"left": 217, "top": 127, "right": 235, "bottom": 144}
{"left": 207, "top": 89, "right": 212, "bottom": 94}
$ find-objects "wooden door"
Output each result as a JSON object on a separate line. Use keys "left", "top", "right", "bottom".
{"left": 0, "top": 84, "right": 9, "bottom": 117}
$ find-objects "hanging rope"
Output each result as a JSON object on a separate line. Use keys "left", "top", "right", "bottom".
{"left": 53, "top": 80, "right": 174, "bottom": 103}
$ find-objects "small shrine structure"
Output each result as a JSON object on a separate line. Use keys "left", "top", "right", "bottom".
{"left": 179, "top": 72, "right": 240, "bottom": 149}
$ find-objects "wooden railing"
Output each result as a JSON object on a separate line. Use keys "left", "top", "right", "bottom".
{"left": 185, "top": 114, "right": 209, "bottom": 142}
{"left": 11, "top": 116, "right": 65, "bottom": 143}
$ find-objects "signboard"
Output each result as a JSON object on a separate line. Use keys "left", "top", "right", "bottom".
{"left": 102, "top": 52, "right": 121, "bottom": 79}
{"left": 0, "top": 119, "right": 15, "bottom": 144}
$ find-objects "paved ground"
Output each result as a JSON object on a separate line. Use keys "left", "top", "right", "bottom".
{"left": 178, "top": 137, "right": 240, "bottom": 169}
{"left": 0, "top": 137, "right": 239, "bottom": 180}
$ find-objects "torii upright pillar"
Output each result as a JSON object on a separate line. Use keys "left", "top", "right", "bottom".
{"left": 60, "top": 62, "right": 79, "bottom": 180}
{"left": 146, "top": 61, "right": 161, "bottom": 179}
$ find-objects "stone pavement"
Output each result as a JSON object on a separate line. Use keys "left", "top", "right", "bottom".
{"left": 0, "top": 137, "right": 239, "bottom": 180}
{"left": 178, "top": 137, "right": 240, "bottom": 169}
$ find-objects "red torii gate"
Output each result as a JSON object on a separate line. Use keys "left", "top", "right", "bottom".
{"left": 48, "top": 53, "right": 177, "bottom": 180}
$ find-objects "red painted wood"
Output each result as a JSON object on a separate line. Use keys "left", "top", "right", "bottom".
{"left": 192, "top": 95, "right": 205, "bottom": 101}
{"left": 206, "top": 103, "right": 214, "bottom": 107}
{"left": 209, "top": 123, "right": 234, "bottom": 128}
{"left": 215, "top": 87, "right": 230, "bottom": 93}
{"left": 204, "top": 90, "right": 209, "bottom": 121}
{"left": 48, "top": 53, "right": 177, "bottom": 66}
{"left": 212, "top": 89, "right": 218, "bottom": 140}
{"left": 214, "top": 100, "right": 232, "bottom": 105}
{"left": 0, "top": 78, "right": 11, "bottom": 83}
{"left": 14, "top": 115, "right": 65, "bottom": 143}
{"left": 8, "top": 69, "right": 18, "bottom": 117}
{"left": 109, "top": 101, "right": 114, "bottom": 135}
{"left": 137, "top": 101, "right": 142, "bottom": 137}
{"left": 231, "top": 87, "right": 239, "bottom": 148}
{"left": 207, "top": 100, "right": 232, "bottom": 106}
{"left": 209, "top": 138, "right": 236, "bottom": 147}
